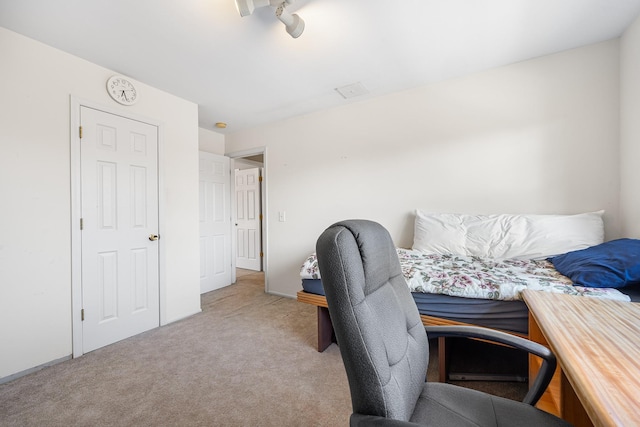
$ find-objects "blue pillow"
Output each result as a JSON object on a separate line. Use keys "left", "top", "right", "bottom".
{"left": 549, "top": 239, "right": 640, "bottom": 288}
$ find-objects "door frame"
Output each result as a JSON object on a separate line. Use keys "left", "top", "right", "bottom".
{"left": 70, "top": 96, "right": 165, "bottom": 358}
{"left": 226, "top": 147, "right": 268, "bottom": 292}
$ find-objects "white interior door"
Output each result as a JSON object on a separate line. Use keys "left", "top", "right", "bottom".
{"left": 199, "top": 152, "right": 232, "bottom": 293}
{"left": 80, "top": 106, "right": 160, "bottom": 353}
{"left": 235, "top": 168, "right": 262, "bottom": 271}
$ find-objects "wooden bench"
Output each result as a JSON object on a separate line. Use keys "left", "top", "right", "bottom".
{"left": 297, "top": 290, "right": 528, "bottom": 383}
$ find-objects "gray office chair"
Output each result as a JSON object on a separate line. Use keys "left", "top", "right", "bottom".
{"left": 316, "top": 220, "right": 571, "bottom": 426}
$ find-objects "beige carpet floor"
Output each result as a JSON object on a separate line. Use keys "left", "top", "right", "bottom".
{"left": 0, "top": 270, "right": 526, "bottom": 426}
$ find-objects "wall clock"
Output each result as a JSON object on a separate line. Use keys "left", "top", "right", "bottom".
{"left": 106, "top": 75, "right": 138, "bottom": 105}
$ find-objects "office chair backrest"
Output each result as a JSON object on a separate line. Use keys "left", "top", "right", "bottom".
{"left": 316, "top": 220, "right": 429, "bottom": 421}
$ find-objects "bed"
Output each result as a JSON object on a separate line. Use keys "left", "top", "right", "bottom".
{"left": 297, "top": 210, "right": 640, "bottom": 364}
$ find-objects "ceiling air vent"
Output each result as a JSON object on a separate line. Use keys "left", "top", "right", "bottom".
{"left": 335, "top": 82, "right": 369, "bottom": 99}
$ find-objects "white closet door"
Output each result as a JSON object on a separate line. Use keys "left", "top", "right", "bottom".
{"left": 199, "top": 152, "right": 232, "bottom": 293}
{"left": 80, "top": 106, "right": 160, "bottom": 353}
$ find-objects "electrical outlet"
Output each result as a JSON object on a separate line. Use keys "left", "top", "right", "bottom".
{"left": 279, "top": 211, "right": 286, "bottom": 222}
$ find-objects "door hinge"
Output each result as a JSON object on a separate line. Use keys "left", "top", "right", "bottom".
{"left": 80, "top": 218, "right": 84, "bottom": 230}
{"left": 79, "top": 126, "right": 83, "bottom": 139}
{"left": 81, "top": 309, "right": 85, "bottom": 321}
{"left": 260, "top": 252, "right": 264, "bottom": 258}
{"left": 259, "top": 214, "right": 263, "bottom": 221}
{"left": 259, "top": 176, "right": 263, "bottom": 182}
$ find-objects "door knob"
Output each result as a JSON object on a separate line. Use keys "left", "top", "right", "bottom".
{"left": 149, "top": 234, "right": 159, "bottom": 241}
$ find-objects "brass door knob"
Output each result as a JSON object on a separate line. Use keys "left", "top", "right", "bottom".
{"left": 149, "top": 234, "right": 159, "bottom": 241}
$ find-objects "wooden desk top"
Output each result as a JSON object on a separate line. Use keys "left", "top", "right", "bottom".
{"left": 522, "top": 290, "right": 640, "bottom": 427}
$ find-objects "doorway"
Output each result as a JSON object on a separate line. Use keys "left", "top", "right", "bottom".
{"left": 228, "top": 149, "right": 267, "bottom": 292}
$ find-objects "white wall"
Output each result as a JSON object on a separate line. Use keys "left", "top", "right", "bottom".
{"left": 0, "top": 27, "right": 201, "bottom": 379}
{"left": 226, "top": 40, "right": 621, "bottom": 298}
{"left": 620, "top": 15, "right": 640, "bottom": 238}
{"left": 199, "top": 127, "right": 225, "bottom": 154}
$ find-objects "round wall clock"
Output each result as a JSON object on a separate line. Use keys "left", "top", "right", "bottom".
{"left": 106, "top": 75, "right": 138, "bottom": 105}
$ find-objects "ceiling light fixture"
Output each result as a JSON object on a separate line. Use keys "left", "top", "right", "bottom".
{"left": 235, "top": 0, "right": 305, "bottom": 38}
{"left": 235, "top": 0, "right": 270, "bottom": 17}
{"left": 275, "top": 3, "right": 304, "bottom": 38}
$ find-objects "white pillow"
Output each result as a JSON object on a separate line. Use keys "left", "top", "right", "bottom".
{"left": 413, "top": 210, "right": 604, "bottom": 259}
{"left": 412, "top": 212, "right": 468, "bottom": 255}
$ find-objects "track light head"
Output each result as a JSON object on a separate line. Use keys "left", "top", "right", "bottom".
{"left": 275, "top": 3, "right": 305, "bottom": 38}
{"left": 234, "top": 0, "right": 271, "bottom": 17}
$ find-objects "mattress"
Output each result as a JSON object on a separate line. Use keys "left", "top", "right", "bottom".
{"left": 301, "top": 278, "right": 529, "bottom": 334}
{"left": 412, "top": 292, "right": 528, "bottom": 334}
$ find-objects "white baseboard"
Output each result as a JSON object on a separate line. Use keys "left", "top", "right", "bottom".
{"left": 266, "top": 290, "right": 295, "bottom": 299}
{"left": 0, "top": 355, "right": 71, "bottom": 385}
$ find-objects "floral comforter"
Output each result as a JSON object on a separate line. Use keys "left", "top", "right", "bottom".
{"left": 300, "top": 248, "right": 630, "bottom": 302}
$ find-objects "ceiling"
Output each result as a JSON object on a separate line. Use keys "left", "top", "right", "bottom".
{"left": 2, "top": 0, "right": 640, "bottom": 134}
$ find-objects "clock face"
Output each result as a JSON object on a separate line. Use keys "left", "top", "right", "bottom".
{"left": 106, "top": 76, "right": 138, "bottom": 105}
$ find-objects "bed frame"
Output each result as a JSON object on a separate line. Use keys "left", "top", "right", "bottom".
{"left": 297, "top": 290, "right": 527, "bottom": 383}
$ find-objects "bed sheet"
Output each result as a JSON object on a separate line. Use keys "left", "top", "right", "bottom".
{"left": 301, "top": 248, "right": 630, "bottom": 302}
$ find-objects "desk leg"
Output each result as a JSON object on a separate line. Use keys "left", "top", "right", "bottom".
{"left": 317, "top": 306, "right": 336, "bottom": 352}
{"left": 561, "top": 372, "right": 594, "bottom": 427}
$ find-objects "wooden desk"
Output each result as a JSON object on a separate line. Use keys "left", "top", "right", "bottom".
{"left": 523, "top": 290, "right": 640, "bottom": 427}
